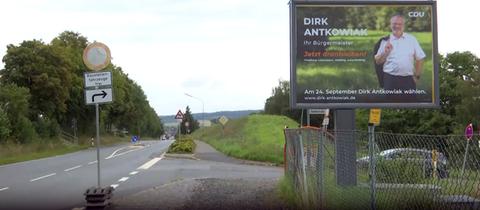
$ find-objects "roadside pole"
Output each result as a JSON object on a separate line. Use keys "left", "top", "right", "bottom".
{"left": 174, "top": 110, "right": 184, "bottom": 140}
{"left": 368, "top": 109, "right": 381, "bottom": 210}
{"left": 462, "top": 123, "right": 474, "bottom": 178}
{"left": 368, "top": 123, "right": 376, "bottom": 210}
{"left": 82, "top": 42, "right": 114, "bottom": 207}
{"left": 95, "top": 104, "right": 101, "bottom": 187}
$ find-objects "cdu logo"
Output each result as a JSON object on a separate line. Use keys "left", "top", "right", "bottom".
{"left": 408, "top": 11, "right": 425, "bottom": 17}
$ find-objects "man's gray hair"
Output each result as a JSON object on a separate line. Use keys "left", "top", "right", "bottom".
{"left": 390, "top": 14, "right": 405, "bottom": 23}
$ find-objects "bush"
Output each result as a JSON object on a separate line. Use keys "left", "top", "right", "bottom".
{"left": 34, "top": 117, "right": 60, "bottom": 138}
{"left": 0, "top": 108, "right": 11, "bottom": 142}
{"left": 16, "top": 117, "right": 38, "bottom": 143}
{"left": 168, "top": 136, "right": 196, "bottom": 154}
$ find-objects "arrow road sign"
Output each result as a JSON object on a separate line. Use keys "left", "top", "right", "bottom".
{"left": 85, "top": 88, "right": 113, "bottom": 105}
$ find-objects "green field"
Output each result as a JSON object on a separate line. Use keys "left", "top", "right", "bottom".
{"left": 297, "top": 31, "right": 434, "bottom": 102}
{"left": 192, "top": 114, "right": 299, "bottom": 164}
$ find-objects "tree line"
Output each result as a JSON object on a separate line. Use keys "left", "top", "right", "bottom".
{"left": 264, "top": 51, "right": 480, "bottom": 135}
{"left": 0, "top": 31, "right": 164, "bottom": 143}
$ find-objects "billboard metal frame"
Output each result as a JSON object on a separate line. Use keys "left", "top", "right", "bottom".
{"left": 289, "top": 0, "right": 439, "bottom": 109}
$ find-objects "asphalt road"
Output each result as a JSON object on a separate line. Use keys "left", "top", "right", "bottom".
{"left": 109, "top": 140, "right": 284, "bottom": 210}
{"left": 0, "top": 140, "right": 174, "bottom": 210}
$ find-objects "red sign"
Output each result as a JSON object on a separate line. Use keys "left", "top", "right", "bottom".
{"left": 465, "top": 123, "right": 473, "bottom": 141}
{"left": 174, "top": 110, "right": 184, "bottom": 120}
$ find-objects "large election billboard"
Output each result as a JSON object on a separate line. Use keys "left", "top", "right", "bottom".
{"left": 290, "top": 1, "right": 439, "bottom": 108}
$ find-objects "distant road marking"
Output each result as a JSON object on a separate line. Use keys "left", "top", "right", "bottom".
{"left": 129, "top": 171, "right": 139, "bottom": 175}
{"left": 106, "top": 146, "right": 144, "bottom": 160}
{"left": 110, "top": 184, "right": 119, "bottom": 189}
{"left": 0, "top": 187, "right": 9, "bottom": 191}
{"left": 138, "top": 158, "right": 161, "bottom": 170}
{"left": 118, "top": 177, "right": 129, "bottom": 182}
{"left": 30, "top": 173, "right": 56, "bottom": 182}
{"left": 88, "top": 161, "right": 97, "bottom": 165}
{"left": 64, "top": 165, "right": 82, "bottom": 172}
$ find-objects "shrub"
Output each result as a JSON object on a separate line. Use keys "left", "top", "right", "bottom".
{"left": 168, "top": 136, "right": 196, "bottom": 154}
{"left": 0, "top": 108, "right": 11, "bottom": 142}
{"left": 16, "top": 117, "right": 38, "bottom": 143}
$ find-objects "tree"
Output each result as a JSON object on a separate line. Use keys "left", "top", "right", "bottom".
{"left": 180, "top": 106, "right": 199, "bottom": 135}
{"left": 1, "top": 39, "right": 73, "bottom": 123}
{"left": 264, "top": 80, "right": 303, "bottom": 123}
{"left": 0, "top": 83, "right": 36, "bottom": 142}
{"left": 0, "top": 107, "right": 11, "bottom": 142}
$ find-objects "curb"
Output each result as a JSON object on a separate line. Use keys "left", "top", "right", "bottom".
{"left": 164, "top": 153, "right": 200, "bottom": 160}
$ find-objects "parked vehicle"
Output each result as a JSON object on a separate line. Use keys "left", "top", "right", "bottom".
{"left": 357, "top": 148, "right": 448, "bottom": 178}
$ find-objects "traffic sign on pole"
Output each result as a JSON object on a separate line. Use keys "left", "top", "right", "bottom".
{"left": 84, "top": 71, "right": 112, "bottom": 87}
{"left": 465, "top": 123, "right": 474, "bottom": 141}
{"left": 219, "top": 116, "right": 229, "bottom": 126}
{"left": 85, "top": 88, "right": 113, "bottom": 105}
{"left": 175, "top": 110, "right": 184, "bottom": 120}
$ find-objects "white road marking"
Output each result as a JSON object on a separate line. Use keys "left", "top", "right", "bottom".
{"left": 118, "top": 177, "right": 129, "bottom": 182}
{"left": 110, "top": 184, "right": 119, "bottom": 189}
{"left": 30, "top": 173, "right": 56, "bottom": 182}
{"left": 105, "top": 146, "right": 144, "bottom": 160}
{"left": 88, "top": 161, "right": 97, "bottom": 165}
{"left": 138, "top": 153, "right": 165, "bottom": 170}
{"left": 129, "top": 171, "right": 139, "bottom": 175}
{"left": 64, "top": 165, "right": 82, "bottom": 172}
{"left": 0, "top": 187, "right": 9, "bottom": 191}
{"left": 105, "top": 147, "right": 127, "bottom": 159}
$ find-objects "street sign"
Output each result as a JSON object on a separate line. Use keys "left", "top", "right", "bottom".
{"left": 219, "top": 116, "right": 229, "bottom": 126}
{"left": 131, "top": 136, "right": 138, "bottom": 143}
{"left": 465, "top": 123, "right": 473, "bottom": 141}
{"left": 322, "top": 118, "right": 329, "bottom": 126}
{"left": 368, "top": 109, "right": 381, "bottom": 126}
{"left": 83, "top": 42, "right": 112, "bottom": 71}
{"left": 85, "top": 88, "right": 113, "bottom": 105}
{"left": 175, "top": 110, "right": 184, "bottom": 120}
{"left": 85, "top": 72, "right": 112, "bottom": 88}
{"left": 309, "top": 109, "right": 330, "bottom": 116}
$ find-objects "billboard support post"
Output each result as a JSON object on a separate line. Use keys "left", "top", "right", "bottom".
{"left": 334, "top": 109, "right": 357, "bottom": 186}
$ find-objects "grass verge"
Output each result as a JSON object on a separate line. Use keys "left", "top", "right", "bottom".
{"left": 192, "top": 114, "right": 299, "bottom": 165}
{"left": 167, "top": 136, "right": 196, "bottom": 154}
{"left": 0, "top": 134, "right": 129, "bottom": 165}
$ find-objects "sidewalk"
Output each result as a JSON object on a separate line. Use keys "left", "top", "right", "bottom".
{"left": 192, "top": 140, "right": 244, "bottom": 164}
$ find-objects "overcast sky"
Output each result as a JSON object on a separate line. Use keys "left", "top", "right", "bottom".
{"left": 0, "top": 0, "right": 477, "bottom": 116}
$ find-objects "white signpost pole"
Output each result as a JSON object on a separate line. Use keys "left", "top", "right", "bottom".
{"left": 95, "top": 103, "right": 101, "bottom": 187}
{"left": 83, "top": 42, "right": 112, "bottom": 192}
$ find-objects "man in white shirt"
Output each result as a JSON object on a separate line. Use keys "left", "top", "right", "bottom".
{"left": 375, "top": 15, "right": 426, "bottom": 93}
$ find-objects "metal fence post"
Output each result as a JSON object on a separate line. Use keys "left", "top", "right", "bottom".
{"left": 299, "top": 133, "right": 308, "bottom": 199}
{"left": 318, "top": 129, "right": 325, "bottom": 209}
{"left": 368, "top": 124, "right": 376, "bottom": 210}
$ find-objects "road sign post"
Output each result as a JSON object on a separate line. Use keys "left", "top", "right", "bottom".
{"left": 95, "top": 103, "right": 101, "bottom": 187}
{"left": 83, "top": 42, "right": 113, "bottom": 207}
{"left": 219, "top": 116, "right": 229, "bottom": 136}
{"left": 175, "top": 110, "right": 184, "bottom": 139}
{"left": 368, "top": 108, "right": 381, "bottom": 210}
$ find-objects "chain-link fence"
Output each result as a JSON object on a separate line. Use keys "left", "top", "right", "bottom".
{"left": 284, "top": 127, "right": 480, "bottom": 210}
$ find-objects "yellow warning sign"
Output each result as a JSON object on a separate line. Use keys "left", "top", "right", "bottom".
{"left": 219, "top": 116, "right": 229, "bottom": 126}
{"left": 369, "top": 109, "right": 381, "bottom": 126}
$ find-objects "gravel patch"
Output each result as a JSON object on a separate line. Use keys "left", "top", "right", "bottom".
{"left": 109, "top": 178, "right": 287, "bottom": 210}
{"left": 179, "top": 178, "right": 287, "bottom": 210}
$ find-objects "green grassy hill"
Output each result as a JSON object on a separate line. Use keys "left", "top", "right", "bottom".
{"left": 192, "top": 114, "right": 299, "bottom": 164}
